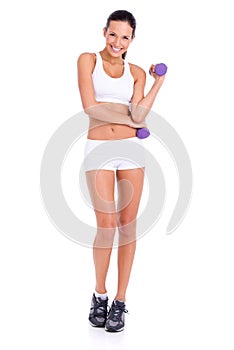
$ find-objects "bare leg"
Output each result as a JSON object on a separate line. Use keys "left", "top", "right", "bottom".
{"left": 86, "top": 169, "right": 116, "bottom": 294}
{"left": 115, "top": 168, "right": 145, "bottom": 301}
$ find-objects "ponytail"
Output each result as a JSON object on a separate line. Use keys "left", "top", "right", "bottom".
{"left": 122, "top": 51, "right": 127, "bottom": 60}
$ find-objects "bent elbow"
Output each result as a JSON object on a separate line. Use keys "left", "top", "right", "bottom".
{"left": 131, "top": 115, "right": 142, "bottom": 123}
{"left": 131, "top": 112, "right": 148, "bottom": 124}
{"left": 131, "top": 104, "right": 150, "bottom": 124}
{"left": 84, "top": 107, "right": 91, "bottom": 116}
{"left": 84, "top": 104, "right": 97, "bottom": 117}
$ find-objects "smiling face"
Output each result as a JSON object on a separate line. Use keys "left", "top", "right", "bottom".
{"left": 103, "top": 20, "right": 134, "bottom": 57}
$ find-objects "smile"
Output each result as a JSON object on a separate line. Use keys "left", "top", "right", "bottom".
{"left": 111, "top": 46, "right": 122, "bottom": 53}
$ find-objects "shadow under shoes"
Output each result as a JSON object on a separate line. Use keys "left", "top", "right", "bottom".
{"left": 89, "top": 293, "right": 108, "bottom": 328}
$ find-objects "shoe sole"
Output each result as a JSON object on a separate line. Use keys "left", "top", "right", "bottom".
{"left": 89, "top": 321, "right": 106, "bottom": 328}
{"left": 105, "top": 326, "right": 124, "bottom": 332}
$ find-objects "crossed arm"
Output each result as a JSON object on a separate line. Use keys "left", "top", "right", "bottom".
{"left": 77, "top": 53, "right": 165, "bottom": 126}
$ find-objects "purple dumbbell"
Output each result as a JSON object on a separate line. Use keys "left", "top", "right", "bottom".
{"left": 136, "top": 127, "right": 150, "bottom": 139}
{"left": 154, "top": 63, "right": 167, "bottom": 76}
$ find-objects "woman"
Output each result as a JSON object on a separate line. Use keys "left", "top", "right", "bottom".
{"left": 77, "top": 10, "right": 165, "bottom": 332}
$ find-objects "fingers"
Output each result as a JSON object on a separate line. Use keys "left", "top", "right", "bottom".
{"left": 149, "top": 64, "right": 155, "bottom": 76}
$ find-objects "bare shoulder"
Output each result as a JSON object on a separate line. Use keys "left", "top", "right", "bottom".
{"left": 129, "top": 63, "right": 146, "bottom": 82}
{"left": 77, "top": 52, "right": 96, "bottom": 66}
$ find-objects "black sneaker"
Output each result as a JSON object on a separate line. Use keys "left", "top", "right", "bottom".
{"left": 88, "top": 293, "right": 108, "bottom": 327}
{"left": 105, "top": 300, "right": 128, "bottom": 332}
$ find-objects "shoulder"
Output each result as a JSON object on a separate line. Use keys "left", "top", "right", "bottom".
{"left": 77, "top": 52, "right": 96, "bottom": 68}
{"left": 129, "top": 63, "right": 146, "bottom": 82}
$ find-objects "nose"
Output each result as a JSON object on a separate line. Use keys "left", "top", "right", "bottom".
{"left": 114, "top": 36, "right": 121, "bottom": 47}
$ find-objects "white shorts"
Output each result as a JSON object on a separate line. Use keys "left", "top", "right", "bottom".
{"left": 83, "top": 137, "right": 145, "bottom": 171}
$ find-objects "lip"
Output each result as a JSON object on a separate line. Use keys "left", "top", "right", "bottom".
{"left": 111, "top": 45, "right": 122, "bottom": 53}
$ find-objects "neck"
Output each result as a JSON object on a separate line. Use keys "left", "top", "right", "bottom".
{"left": 100, "top": 48, "right": 123, "bottom": 64}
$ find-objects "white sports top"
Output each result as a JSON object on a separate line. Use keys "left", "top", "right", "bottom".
{"left": 92, "top": 52, "right": 134, "bottom": 106}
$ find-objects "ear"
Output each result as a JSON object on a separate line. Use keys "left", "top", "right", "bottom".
{"left": 131, "top": 34, "right": 135, "bottom": 42}
{"left": 103, "top": 27, "right": 107, "bottom": 38}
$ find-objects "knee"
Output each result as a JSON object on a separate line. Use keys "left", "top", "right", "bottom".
{"left": 95, "top": 216, "right": 117, "bottom": 248}
{"left": 117, "top": 215, "right": 137, "bottom": 232}
{"left": 97, "top": 218, "right": 117, "bottom": 230}
{"left": 96, "top": 214, "right": 117, "bottom": 230}
{"left": 117, "top": 215, "right": 137, "bottom": 245}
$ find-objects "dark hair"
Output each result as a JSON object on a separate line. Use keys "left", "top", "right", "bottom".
{"left": 105, "top": 10, "right": 136, "bottom": 59}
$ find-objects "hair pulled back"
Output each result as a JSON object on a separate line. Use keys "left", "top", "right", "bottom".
{"left": 105, "top": 10, "right": 136, "bottom": 59}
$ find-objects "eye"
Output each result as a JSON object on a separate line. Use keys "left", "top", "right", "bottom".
{"left": 109, "top": 33, "right": 116, "bottom": 37}
{"left": 123, "top": 36, "right": 130, "bottom": 40}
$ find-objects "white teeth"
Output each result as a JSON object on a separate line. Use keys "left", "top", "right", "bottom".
{"left": 112, "top": 46, "right": 121, "bottom": 52}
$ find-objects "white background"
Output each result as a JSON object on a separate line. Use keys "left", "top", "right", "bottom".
{"left": 1, "top": 0, "right": 234, "bottom": 349}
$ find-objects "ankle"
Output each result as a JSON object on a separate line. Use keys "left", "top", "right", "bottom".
{"left": 95, "top": 290, "right": 108, "bottom": 300}
{"left": 114, "top": 295, "right": 126, "bottom": 303}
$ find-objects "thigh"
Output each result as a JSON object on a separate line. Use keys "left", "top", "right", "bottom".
{"left": 116, "top": 168, "right": 145, "bottom": 220}
{"left": 85, "top": 170, "right": 117, "bottom": 225}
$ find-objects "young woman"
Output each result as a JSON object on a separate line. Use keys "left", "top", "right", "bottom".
{"left": 77, "top": 10, "right": 165, "bottom": 332}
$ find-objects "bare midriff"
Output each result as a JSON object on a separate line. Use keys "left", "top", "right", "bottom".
{"left": 87, "top": 123, "right": 137, "bottom": 140}
{"left": 87, "top": 103, "right": 140, "bottom": 140}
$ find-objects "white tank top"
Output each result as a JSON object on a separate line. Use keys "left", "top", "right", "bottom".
{"left": 92, "top": 52, "right": 134, "bottom": 106}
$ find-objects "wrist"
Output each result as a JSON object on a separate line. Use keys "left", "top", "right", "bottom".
{"left": 153, "top": 77, "right": 164, "bottom": 86}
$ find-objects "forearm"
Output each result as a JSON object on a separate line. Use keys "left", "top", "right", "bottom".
{"left": 131, "top": 79, "right": 164, "bottom": 123}
{"left": 84, "top": 103, "right": 146, "bottom": 128}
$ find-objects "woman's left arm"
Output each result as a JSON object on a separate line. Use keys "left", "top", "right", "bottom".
{"left": 130, "top": 64, "right": 165, "bottom": 123}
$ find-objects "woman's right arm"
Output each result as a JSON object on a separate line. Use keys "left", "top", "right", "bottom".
{"left": 77, "top": 53, "right": 146, "bottom": 128}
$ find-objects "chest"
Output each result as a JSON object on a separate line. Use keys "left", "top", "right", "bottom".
{"left": 102, "top": 61, "right": 125, "bottom": 78}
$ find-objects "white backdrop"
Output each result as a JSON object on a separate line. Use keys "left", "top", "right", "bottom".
{"left": 1, "top": 0, "right": 234, "bottom": 349}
